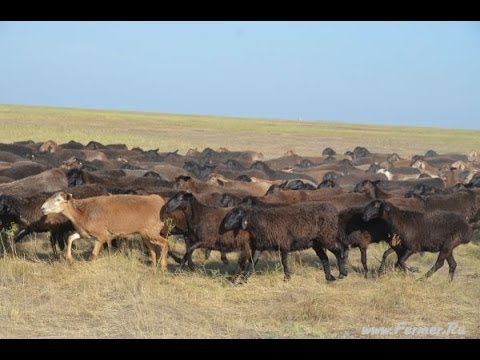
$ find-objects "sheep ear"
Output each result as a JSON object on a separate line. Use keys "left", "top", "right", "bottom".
{"left": 183, "top": 192, "right": 193, "bottom": 199}
{"left": 66, "top": 193, "right": 73, "bottom": 200}
{"left": 217, "top": 179, "right": 224, "bottom": 186}
{"left": 241, "top": 218, "right": 248, "bottom": 230}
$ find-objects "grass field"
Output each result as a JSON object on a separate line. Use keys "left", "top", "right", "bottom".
{"left": 0, "top": 104, "right": 479, "bottom": 339}
{"left": 1, "top": 104, "right": 479, "bottom": 159}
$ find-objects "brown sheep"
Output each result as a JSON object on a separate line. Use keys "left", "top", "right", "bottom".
{"left": 0, "top": 168, "right": 68, "bottom": 197}
{"left": 41, "top": 192, "right": 169, "bottom": 270}
{"left": 38, "top": 140, "right": 59, "bottom": 153}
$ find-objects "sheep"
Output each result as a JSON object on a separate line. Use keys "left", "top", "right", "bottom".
{"left": 376, "top": 168, "right": 420, "bottom": 182}
{"left": 163, "top": 189, "right": 244, "bottom": 267}
{"left": 322, "top": 147, "right": 336, "bottom": 156}
{"left": 362, "top": 199, "right": 473, "bottom": 280}
{"left": 0, "top": 193, "right": 72, "bottom": 258}
{"left": 41, "top": 192, "right": 169, "bottom": 270}
{"left": 162, "top": 191, "right": 251, "bottom": 279}
{"left": 0, "top": 161, "right": 47, "bottom": 180}
{"left": 0, "top": 184, "right": 112, "bottom": 258}
{"left": 220, "top": 201, "right": 347, "bottom": 282}
{"left": 60, "top": 140, "right": 85, "bottom": 149}
{"left": 206, "top": 173, "right": 271, "bottom": 196}
{"left": 0, "top": 168, "right": 68, "bottom": 197}
{"left": 337, "top": 206, "right": 393, "bottom": 277}
{"left": 38, "top": 140, "right": 59, "bottom": 153}
{"left": 66, "top": 168, "right": 173, "bottom": 189}
{"left": 411, "top": 159, "right": 440, "bottom": 178}
{"left": 317, "top": 179, "right": 340, "bottom": 189}
{"left": 0, "top": 143, "right": 35, "bottom": 159}
{"left": 0, "top": 151, "right": 26, "bottom": 163}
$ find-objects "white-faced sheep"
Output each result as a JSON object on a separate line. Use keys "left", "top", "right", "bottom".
{"left": 41, "top": 192, "right": 169, "bottom": 270}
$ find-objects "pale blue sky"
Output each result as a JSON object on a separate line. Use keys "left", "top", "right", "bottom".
{"left": 1, "top": 21, "right": 479, "bottom": 129}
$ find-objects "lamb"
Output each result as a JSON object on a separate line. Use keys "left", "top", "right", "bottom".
{"left": 362, "top": 199, "right": 473, "bottom": 280}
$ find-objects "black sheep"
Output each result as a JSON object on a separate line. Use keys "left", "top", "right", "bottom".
{"left": 363, "top": 199, "right": 473, "bottom": 280}
{"left": 338, "top": 206, "right": 393, "bottom": 277}
{"left": 220, "top": 201, "right": 347, "bottom": 282}
{"left": 162, "top": 192, "right": 251, "bottom": 278}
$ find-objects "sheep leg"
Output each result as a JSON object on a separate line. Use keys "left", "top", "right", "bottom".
{"left": 240, "top": 249, "right": 262, "bottom": 282}
{"left": 13, "top": 228, "right": 29, "bottom": 243}
{"left": 280, "top": 250, "right": 291, "bottom": 281}
{"left": 148, "top": 236, "right": 169, "bottom": 272}
{"left": 66, "top": 232, "right": 80, "bottom": 264}
{"left": 203, "top": 249, "right": 228, "bottom": 265}
{"left": 49, "top": 233, "right": 59, "bottom": 259}
{"left": 251, "top": 249, "right": 262, "bottom": 267}
{"left": 142, "top": 239, "right": 158, "bottom": 266}
{"left": 168, "top": 250, "right": 183, "bottom": 264}
{"left": 181, "top": 238, "right": 197, "bottom": 270}
{"left": 204, "top": 249, "right": 211, "bottom": 260}
{"left": 103, "top": 240, "right": 112, "bottom": 256}
{"left": 330, "top": 247, "right": 348, "bottom": 279}
{"left": 57, "top": 231, "right": 67, "bottom": 251}
{"left": 90, "top": 240, "right": 104, "bottom": 261}
{"left": 157, "top": 237, "right": 169, "bottom": 272}
{"left": 395, "top": 249, "right": 414, "bottom": 272}
{"left": 378, "top": 247, "right": 395, "bottom": 273}
{"left": 220, "top": 251, "right": 229, "bottom": 265}
{"left": 181, "top": 242, "right": 204, "bottom": 270}
{"left": 231, "top": 251, "right": 250, "bottom": 284}
{"left": 313, "top": 245, "right": 335, "bottom": 281}
{"left": 360, "top": 247, "right": 368, "bottom": 278}
{"left": 424, "top": 251, "right": 448, "bottom": 279}
{"left": 446, "top": 254, "right": 457, "bottom": 281}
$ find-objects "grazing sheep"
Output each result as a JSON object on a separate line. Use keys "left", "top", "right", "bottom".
{"left": 362, "top": 199, "right": 473, "bottom": 280}
{"left": 41, "top": 192, "right": 169, "bottom": 270}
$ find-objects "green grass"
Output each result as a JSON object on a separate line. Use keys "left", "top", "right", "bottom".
{"left": 1, "top": 104, "right": 479, "bottom": 158}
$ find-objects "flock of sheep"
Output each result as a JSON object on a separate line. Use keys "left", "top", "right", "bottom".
{"left": 1, "top": 139, "right": 479, "bottom": 282}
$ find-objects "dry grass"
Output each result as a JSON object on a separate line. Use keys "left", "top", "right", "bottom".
{"left": 0, "top": 233, "right": 478, "bottom": 339}
{"left": 0, "top": 104, "right": 479, "bottom": 338}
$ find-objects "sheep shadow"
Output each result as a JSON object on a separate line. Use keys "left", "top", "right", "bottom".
{"left": 178, "top": 249, "right": 346, "bottom": 282}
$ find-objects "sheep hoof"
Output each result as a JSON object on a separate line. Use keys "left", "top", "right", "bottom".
{"left": 326, "top": 275, "right": 336, "bottom": 282}
{"left": 407, "top": 266, "right": 419, "bottom": 273}
{"left": 283, "top": 275, "right": 291, "bottom": 282}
